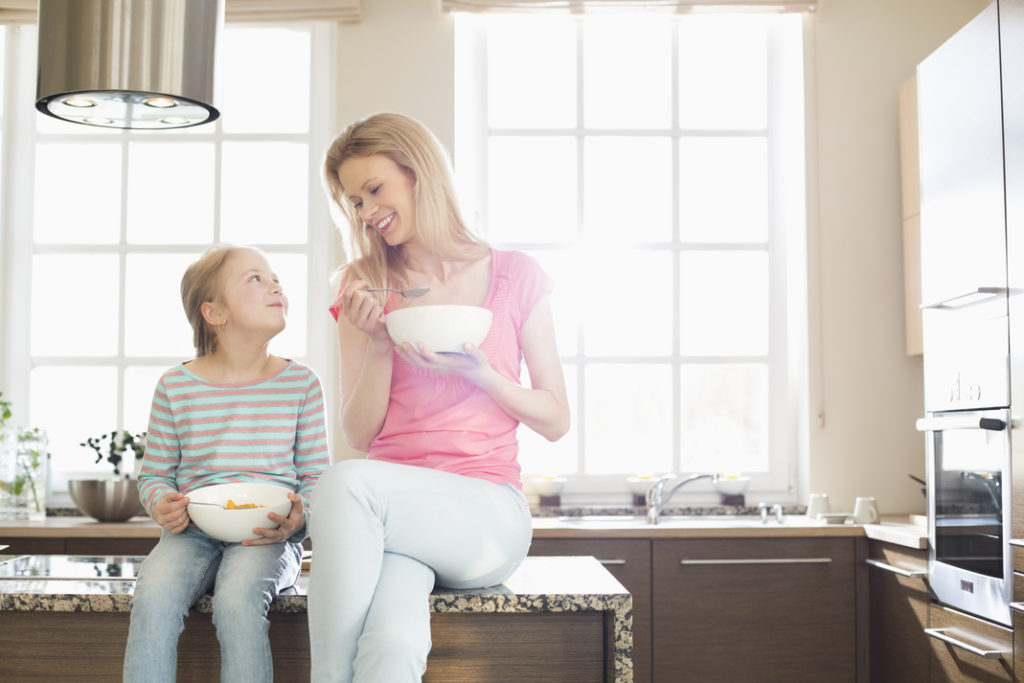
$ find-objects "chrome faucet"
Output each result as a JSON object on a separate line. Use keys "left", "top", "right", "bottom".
{"left": 646, "top": 473, "right": 717, "bottom": 525}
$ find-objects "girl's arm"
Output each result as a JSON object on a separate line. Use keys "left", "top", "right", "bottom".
{"left": 337, "top": 281, "right": 395, "bottom": 451}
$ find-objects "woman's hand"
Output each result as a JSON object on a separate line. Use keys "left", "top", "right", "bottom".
{"left": 153, "top": 492, "right": 190, "bottom": 534}
{"left": 395, "top": 341, "right": 496, "bottom": 386}
{"left": 341, "top": 279, "right": 391, "bottom": 349}
{"left": 243, "top": 492, "right": 305, "bottom": 546}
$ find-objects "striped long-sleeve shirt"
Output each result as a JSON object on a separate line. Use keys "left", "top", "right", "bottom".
{"left": 138, "top": 360, "right": 331, "bottom": 541}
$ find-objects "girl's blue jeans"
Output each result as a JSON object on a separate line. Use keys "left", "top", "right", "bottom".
{"left": 122, "top": 527, "right": 301, "bottom": 683}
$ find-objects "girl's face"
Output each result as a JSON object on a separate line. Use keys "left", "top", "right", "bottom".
{"left": 337, "top": 154, "right": 417, "bottom": 247}
{"left": 211, "top": 249, "right": 288, "bottom": 338}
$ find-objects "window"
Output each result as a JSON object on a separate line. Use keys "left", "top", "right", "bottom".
{"left": 0, "top": 23, "right": 334, "bottom": 499}
{"left": 455, "top": 11, "right": 807, "bottom": 502}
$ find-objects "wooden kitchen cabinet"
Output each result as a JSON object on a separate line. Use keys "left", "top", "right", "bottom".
{"left": 529, "top": 538, "right": 652, "bottom": 683}
{"left": 866, "top": 540, "right": 929, "bottom": 682}
{"left": 928, "top": 603, "right": 1012, "bottom": 682}
{"left": 651, "top": 537, "right": 857, "bottom": 682}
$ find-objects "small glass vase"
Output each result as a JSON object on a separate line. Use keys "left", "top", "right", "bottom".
{"left": 0, "top": 428, "right": 49, "bottom": 521}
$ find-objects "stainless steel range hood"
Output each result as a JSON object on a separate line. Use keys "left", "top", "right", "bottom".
{"left": 35, "top": 0, "right": 223, "bottom": 130}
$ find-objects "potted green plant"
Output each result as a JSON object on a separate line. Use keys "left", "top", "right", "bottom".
{"left": 0, "top": 391, "right": 50, "bottom": 521}
{"left": 69, "top": 430, "right": 147, "bottom": 522}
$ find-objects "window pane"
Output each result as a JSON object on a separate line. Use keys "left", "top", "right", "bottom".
{"left": 487, "top": 136, "right": 576, "bottom": 243}
{"left": 525, "top": 249, "right": 578, "bottom": 356}
{"left": 679, "top": 251, "right": 768, "bottom": 356}
{"left": 678, "top": 15, "right": 768, "bottom": 130}
{"left": 30, "top": 366, "right": 117, "bottom": 475}
{"left": 34, "top": 143, "right": 122, "bottom": 244}
{"left": 487, "top": 16, "right": 576, "bottom": 129}
{"left": 680, "top": 363, "right": 768, "bottom": 472}
{"left": 124, "top": 254, "right": 198, "bottom": 357}
{"left": 584, "top": 250, "right": 672, "bottom": 357}
{"left": 267, "top": 253, "right": 308, "bottom": 358}
{"left": 583, "top": 15, "right": 672, "bottom": 129}
{"left": 220, "top": 27, "right": 311, "bottom": 133}
{"left": 585, "top": 364, "right": 672, "bottom": 474}
{"left": 220, "top": 142, "right": 309, "bottom": 244}
{"left": 31, "top": 254, "right": 119, "bottom": 356}
{"left": 127, "top": 142, "right": 215, "bottom": 244}
{"left": 124, "top": 366, "right": 170, "bottom": 435}
{"left": 518, "top": 365, "right": 577, "bottom": 475}
{"left": 679, "top": 137, "right": 768, "bottom": 243}
{"left": 584, "top": 136, "right": 672, "bottom": 243}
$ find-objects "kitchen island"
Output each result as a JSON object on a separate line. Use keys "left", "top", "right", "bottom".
{"left": 0, "top": 553, "right": 631, "bottom": 682}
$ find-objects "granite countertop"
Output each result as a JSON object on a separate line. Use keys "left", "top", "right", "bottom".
{"left": 0, "top": 553, "right": 633, "bottom": 681}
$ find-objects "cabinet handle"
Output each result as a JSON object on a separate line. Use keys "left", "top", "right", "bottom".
{"left": 680, "top": 557, "right": 832, "bottom": 566}
{"left": 1009, "top": 601, "right": 1024, "bottom": 614}
{"left": 919, "top": 286, "right": 1008, "bottom": 310}
{"left": 924, "top": 628, "right": 1005, "bottom": 659}
{"left": 598, "top": 559, "right": 626, "bottom": 566}
{"left": 865, "top": 558, "right": 927, "bottom": 579}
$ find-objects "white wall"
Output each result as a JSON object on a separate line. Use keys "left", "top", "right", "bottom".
{"left": 805, "top": 0, "right": 991, "bottom": 515}
{"left": 327, "top": 0, "right": 994, "bottom": 513}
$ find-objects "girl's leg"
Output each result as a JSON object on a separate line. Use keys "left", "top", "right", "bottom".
{"left": 211, "top": 541, "right": 301, "bottom": 683}
{"left": 308, "top": 459, "right": 532, "bottom": 683}
{"left": 123, "top": 529, "right": 222, "bottom": 683}
{"left": 351, "top": 552, "right": 435, "bottom": 683}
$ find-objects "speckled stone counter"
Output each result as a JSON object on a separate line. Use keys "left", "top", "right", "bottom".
{"left": 0, "top": 553, "right": 631, "bottom": 683}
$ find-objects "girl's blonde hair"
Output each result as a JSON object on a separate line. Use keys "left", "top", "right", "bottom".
{"left": 180, "top": 243, "right": 249, "bottom": 357}
{"left": 322, "top": 112, "right": 487, "bottom": 292}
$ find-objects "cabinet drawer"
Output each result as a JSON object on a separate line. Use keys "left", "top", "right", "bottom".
{"left": 867, "top": 541, "right": 930, "bottom": 683}
{"left": 928, "top": 604, "right": 1012, "bottom": 682}
{"left": 653, "top": 537, "right": 856, "bottom": 682}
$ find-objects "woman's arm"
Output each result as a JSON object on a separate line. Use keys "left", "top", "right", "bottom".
{"left": 397, "top": 295, "right": 570, "bottom": 441}
{"left": 480, "top": 296, "right": 570, "bottom": 441}
{"left": 337, "top": 281, "right": 395, "bottom": 451}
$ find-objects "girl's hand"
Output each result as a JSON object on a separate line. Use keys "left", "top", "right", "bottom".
{"left": 153, "top": 492, "right": 190, "bottom": 534}
{"left": 243, "top": 492, "right": 305, "bottom": 546}
{"left": 341, "top": 280, "right": 391, "bottom": 348}
{"left": 395, "top": 341, "right": 495, "bottom": 386}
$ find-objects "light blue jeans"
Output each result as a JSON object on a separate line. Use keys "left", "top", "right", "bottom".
{"left": 307, "top": 459, "right": 533, "bottom": 683}
{"left": 122, "top": 527, "right": 302, "bottom": 683}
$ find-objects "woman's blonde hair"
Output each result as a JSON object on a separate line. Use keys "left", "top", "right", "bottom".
{"left": 323, "top": 113, "right": 486, "bottom": 292}
{"left": 180, "top": 243, "right": 249, "bottom": 357}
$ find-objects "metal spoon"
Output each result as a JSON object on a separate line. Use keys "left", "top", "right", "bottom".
{"left": 364, "top": 286, "right": 430, "bottom": 298}
{"left": 187, "top": 500, "right": 228, "bottom": 509}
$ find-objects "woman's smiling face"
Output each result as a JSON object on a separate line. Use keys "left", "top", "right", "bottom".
{"left": 337, "top": 154, "right": 417, "bottom": 247}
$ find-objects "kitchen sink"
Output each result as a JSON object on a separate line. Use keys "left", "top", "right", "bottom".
{"left": 553, "top": 514, "right": 792, "bottom": 528}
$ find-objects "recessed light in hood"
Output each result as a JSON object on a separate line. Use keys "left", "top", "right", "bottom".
{"left": 35, "top": 0, "right": 223, "bottom": 130}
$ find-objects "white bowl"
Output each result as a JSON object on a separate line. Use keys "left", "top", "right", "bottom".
{"left": 187, "top": 483, "right": 292, "bottom": 543}
{"left": 530, "top": 476, "right": 567, "bottom": 497}
{"left": 626, "top": 476, "right": 658, "bottom": 496}
{"left": 384, "top": 304, "right": 492, "bottom": 354}
{"left": 714, "top": 475, "right": 751, "bottom": 496}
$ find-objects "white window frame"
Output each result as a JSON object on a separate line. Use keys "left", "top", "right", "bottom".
{"left": 454, "top": 12, "right": 808, "bottom": 504}
{"left": 0, "top": 22, "right": 337, "bottom": 505}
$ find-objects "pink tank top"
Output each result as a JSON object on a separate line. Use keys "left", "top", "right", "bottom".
{"left": 329, "top": 248, "right": 553, "bottom": 489}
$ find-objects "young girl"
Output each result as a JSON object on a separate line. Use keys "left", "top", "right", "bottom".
{"left": 308, "top": 113, "right": 570, "bottom": 682}
{"left": 123, "top": 244, "right": 330, "bottom": 683}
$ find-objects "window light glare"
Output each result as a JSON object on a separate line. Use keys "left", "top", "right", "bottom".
{"left": 143, "top": 97, "right": 177, "bottom": 109}
{"left": 63, "top": 97, "right": 95, "bottom": 108}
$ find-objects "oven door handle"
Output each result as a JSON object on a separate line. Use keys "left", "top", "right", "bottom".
{"left": 916, "top": 416, "right": 1007, "bottom": 432}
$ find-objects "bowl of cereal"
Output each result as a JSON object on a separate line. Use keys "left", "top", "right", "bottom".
{"left": 384, "top": 304, "right": 492, "bottom": 354}
{"left": 187, "top": 482, "right": 292, "bottom": 543}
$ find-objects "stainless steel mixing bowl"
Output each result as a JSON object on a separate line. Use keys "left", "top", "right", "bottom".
{"left": 68, "top": 479, "right": 145, "bottom": 522}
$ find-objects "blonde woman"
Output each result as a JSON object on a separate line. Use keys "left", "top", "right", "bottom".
{"left": 309, "top": 113, "right": 570, "bottom": 682}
